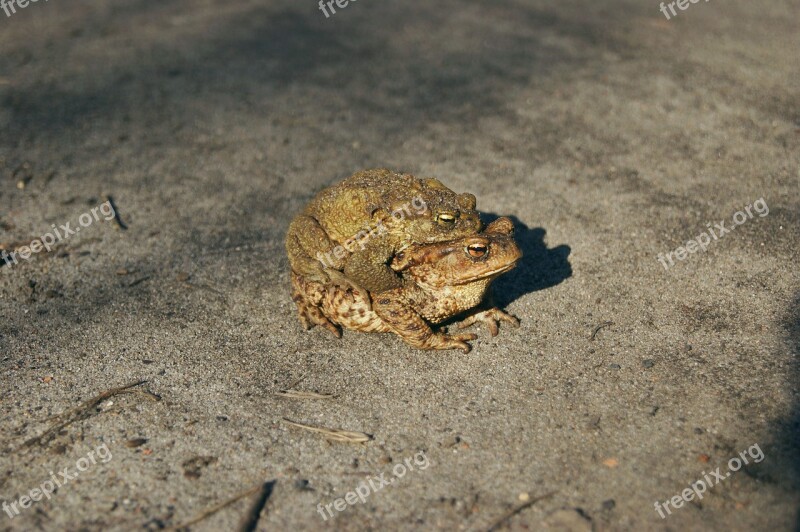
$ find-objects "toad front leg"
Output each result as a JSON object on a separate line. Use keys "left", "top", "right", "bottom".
{"left": 457, "top": 307, "right": 520, "bottom": 337}
{"left": 342, "top": 238, "right": 405, "bottom": 295}
{"left": 373, "top": 289, "right": 477, "bottom": 353}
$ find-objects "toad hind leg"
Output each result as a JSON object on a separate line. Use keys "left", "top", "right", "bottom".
{"left": 373, "top": 291, "right": 477, "bottom": 353}
{"left": 286, "top": 214, "right": 343, "bottom": 284}
{"left": 286, "top": 215, "right": 372, "bottom": 304}
{"left": 291, "top": 272, "right": 342, "bottom": 338}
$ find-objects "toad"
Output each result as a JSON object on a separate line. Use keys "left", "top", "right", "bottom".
{"left": 291, "top": 217, "right": 521, "bottom": 352}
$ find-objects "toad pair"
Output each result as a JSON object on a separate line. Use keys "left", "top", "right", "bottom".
{"left": 286, "top": 169, "right": 521, "bottom": 352}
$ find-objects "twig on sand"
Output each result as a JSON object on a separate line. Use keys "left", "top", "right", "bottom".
{"left": 237, "top": 481, "right": 277, "bottom": 532}
{"left": 275, "top": 390, "right": 335, "bottom": 399}
{"left": 105, "top": 195, "right": 128, "bottom": 230}
{"left": 590, "top": 321, "right": 614, "bottom": 341}
{"left": 486, "top": 491, "right": 557, "bottom": 531}
{"left": 22, "top": 380, "right": 158, "bottom": 449}
{"left": 165, "top": 482, "right": 271, "bottom": 532}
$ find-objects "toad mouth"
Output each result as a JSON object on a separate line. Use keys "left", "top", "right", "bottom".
{"left": 450, "top": 259, "right": 519, "bottom": 285}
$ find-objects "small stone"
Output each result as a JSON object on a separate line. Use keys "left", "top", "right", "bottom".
{"left": 694, "top": 427, "right": 704, "bottom": 434}
{"left": 176, "top": 272, "right": 191, "bottom": 282}
{"left": 602, "top": 499, "right": 616, "bottom": 511}
{"left": 602, "top": 458, "right": 619, "bottom": 468}
{"left": 519, "top": 492, "right": 529, "bottom": 502}
{"left": 609, "top": 363, "right": 621, "bottom": 369}
{"left": 642, "top": 359, "right": 655, "bottom": 368}
{"left": 125, "top": 438, "right": 148, "bottom": 448}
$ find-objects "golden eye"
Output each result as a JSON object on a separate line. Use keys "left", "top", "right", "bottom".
{"left": 466, "top": 243, "right": 488, "bottom": 258}
{"left": 437, "top": 213, "right": 456, "bottom": 224}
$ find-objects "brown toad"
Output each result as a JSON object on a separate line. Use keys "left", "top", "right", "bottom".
{"left": 285, "top": 168, "right": 482, "bottom": 297}
{"left": 291, "top": 217, "right": 521, "bottom": 352}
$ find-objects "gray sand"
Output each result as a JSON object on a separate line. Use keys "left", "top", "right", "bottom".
{"left": 0, "top": 0, "right": 798, "bottom": 530}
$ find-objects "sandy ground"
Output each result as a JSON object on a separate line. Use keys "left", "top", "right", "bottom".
{"left": 0, "top": 0, "right": 798, "bottom": 530}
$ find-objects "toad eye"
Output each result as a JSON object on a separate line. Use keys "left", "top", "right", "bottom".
{"left": 436, "top": 213, "right": 457, "bottom": 225}
{"left": 466, "top": 243, "right": 488, "bottom": 258}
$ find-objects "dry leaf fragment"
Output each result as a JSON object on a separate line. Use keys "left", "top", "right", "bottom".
{"left": 282, "top": 418, "right": 371, "bottom": 443}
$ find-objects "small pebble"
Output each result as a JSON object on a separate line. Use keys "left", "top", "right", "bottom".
{"left": 609, "top": 363, "right": 621, "bottom": 369}
{"left": 519, "top": 492, "right": 529, "bottom": 502}
{"left": 295, "top": 479, "right": 313, "bottom": 491}
{"left": 642, "top": 359, "right": 655, "bottom": 368}
{"left": 602, "top": 499, "right": 616, "bottom": 511}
